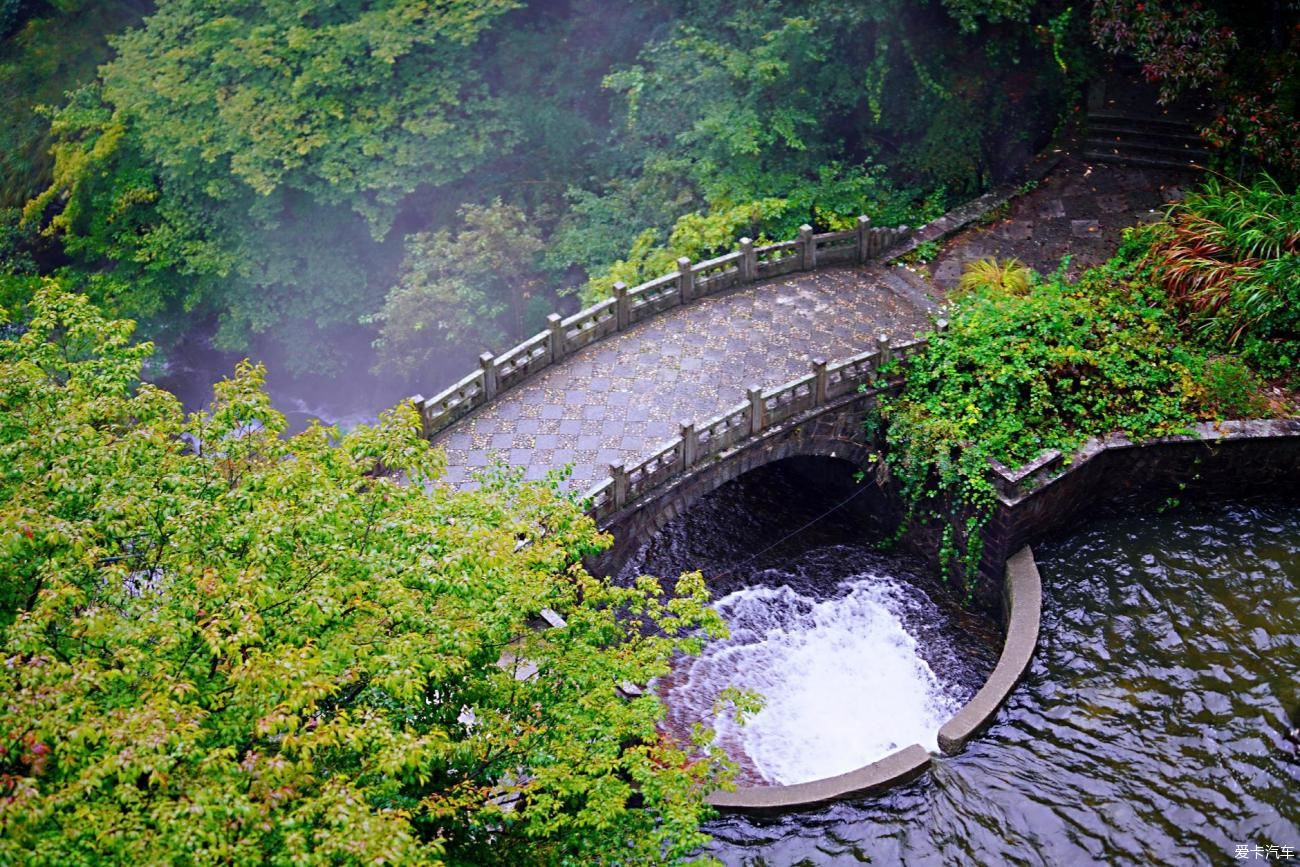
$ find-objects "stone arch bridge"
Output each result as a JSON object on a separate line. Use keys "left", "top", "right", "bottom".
{"left": 411, "top": 167, "right": 1065, "bottom": 568}
{"left": 413, "top": 217, "right": 944, "bottom": 537}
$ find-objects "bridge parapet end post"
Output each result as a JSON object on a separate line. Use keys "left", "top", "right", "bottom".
{"left": 680, "top": 419, "right": 698, "bottom": 470}
{"left": 613, "top": 282, "right": 630, "bottom": 330}
{"left": 479, "top": 352, "right": 498, "bottom": 401}
{"left": 738, "top": 237, "right": 756, "bottom": 283}
{"left": 798, "top": 224, "right": 815, "bottom": 270}
{"left": 547, "top": 313, "right": 566, "bottom": 363}
{"left": 748, "top": 385, "right": 764, "bottom": 436}
{"left": 677, "top": 257, "right": 694, "bottom": 303}
{"left": 812, "top": 357, "right": 828, "bottom": 405}
{"left": 611, "top": 463, "right": 629, "bottom": 509}
{"left": 876, "top": 334, "right": 892, "bottom": 366}
{"left": 856, "top": 215, "right": 872, "bottom": 263}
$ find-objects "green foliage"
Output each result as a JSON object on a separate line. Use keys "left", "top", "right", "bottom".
{"left": 1140, "top": 176, "right": 1300, "bottom": 377}
{"left": 941, "top": 0, "right": 1036, "bottom": 33}
{"left": 1092, "top": 0, "right": 1300, "bottom": 179}
{"left": 881, "top": 252, "right": 1205, "bottom": 585}
{"left": 99, "top": 0, "right": 521, "bottom": 234}
{"left": 1184, "top": 355, "right": 1270, "bottom": 419}
{"left": 0, "top": 0, "right": 146, "bottom": 208}
{"left": 13, "top": 0, "right": 1082, "bottom": 384}
{"left": 577, "top": 162, "right": 939, "bottom": 303}
{"left": 370, "top": 200, "right": 542, "bottom": 382}
{"left": 0, "top": 207, "right": 39, "bottom": 313}
{"left": 0, "top": 283, "right": 732, "bottom": 864}
{"left": 25, "top": 0, "right": 520, "bottom": 372}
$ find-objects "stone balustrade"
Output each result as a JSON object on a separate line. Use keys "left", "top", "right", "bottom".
{"left": 583, "top": 333, "right": 931, "bottom": 523}
{"left": 409, "top": 216, "right": 914, "bottom": 440}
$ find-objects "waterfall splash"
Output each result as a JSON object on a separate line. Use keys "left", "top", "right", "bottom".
{"left": 660, "top": 564, "right": 978, "bottom": 786}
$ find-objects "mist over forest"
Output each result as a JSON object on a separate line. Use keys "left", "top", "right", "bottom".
{"left": 3, "top": 0, "right": 1294, "bottom": 422}
{"left": 1, "top": 0, "right": 1095, "bottom": 417}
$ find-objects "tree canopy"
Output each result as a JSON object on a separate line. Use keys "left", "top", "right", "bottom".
{"left": 0, "top": 283, "right": 733, "bottom": 865}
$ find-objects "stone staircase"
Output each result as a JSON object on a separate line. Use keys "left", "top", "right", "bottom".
{"left": 1083, "top": 111, "right": 1210, "bottom": 172}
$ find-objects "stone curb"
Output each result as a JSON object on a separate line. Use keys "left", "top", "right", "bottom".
{"left": 937, "top": 546, "right": 1041, "bottom": 754}
{"left": 706, "top": 744, "right": 931, "bottom": 814}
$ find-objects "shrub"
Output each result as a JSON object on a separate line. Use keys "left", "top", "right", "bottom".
{"left": 1184, "top": 355, "right": 1270, "bottom": 420}
{"left": 881, "top": 257, "right": 1202, "bottom": 585}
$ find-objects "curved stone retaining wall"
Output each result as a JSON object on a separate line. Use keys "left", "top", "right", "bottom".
{"left": 975, "top": 419, "right": 1300, "bottom": 596}
{"left": 706, "top": 545, "right": 1043, "bottom": 813}
{"left": 937, "top": 546, "right": 1041, "bottom": 754}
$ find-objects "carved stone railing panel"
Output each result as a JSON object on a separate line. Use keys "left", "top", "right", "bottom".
{"left": 753, "top": 240, "right": 802, "bottom": 280}
{"left": 414, "top": 369, "right": 488, "bottom": 437}
{"left": 495, "top": 331, "right": 553, "bottom": 393}
{"left": 692, "top": 251, "right": 745, "bottom": 297}
{"left": 561, "top": 297, "right": 618, "bottom": 355}
{"left": 627, "top": 273, "right": 681, "bottom": 325}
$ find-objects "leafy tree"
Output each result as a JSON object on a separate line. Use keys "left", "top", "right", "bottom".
{"left": 27, "top": 0, "right": 521, "bottom": 373}
{"left": 0, "top": 0, "right": 147, "bottom": 209}
{"left": 0, "top": 283, "right": 732, "bottom": 865}
{"left": 371, "top": 200, "right": 544, "bottom": 383}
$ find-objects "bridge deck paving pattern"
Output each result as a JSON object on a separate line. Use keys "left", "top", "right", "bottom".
{"left": 432, "top": 266, "right": 929, "bottom": 490}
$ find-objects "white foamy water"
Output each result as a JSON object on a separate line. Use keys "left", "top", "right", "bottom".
{"left": 664, "top": 575, "right": 962, "bottom": 785}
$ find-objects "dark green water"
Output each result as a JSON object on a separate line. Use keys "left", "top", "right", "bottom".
{"left": 694, "top": 498, "right": 1300, "bottom": 865}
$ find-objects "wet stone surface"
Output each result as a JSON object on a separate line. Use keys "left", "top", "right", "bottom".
{"left": 432, "top": 267, "right": 929, "bottom": 491}
{"left": 925, "top": 154, "right": 1197, "bottom": 289}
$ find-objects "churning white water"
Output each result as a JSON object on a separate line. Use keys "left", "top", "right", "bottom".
{"left": 663, "top": 573, "right": 964, "bottom": 786}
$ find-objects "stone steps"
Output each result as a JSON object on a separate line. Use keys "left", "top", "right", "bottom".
{"left": 878, "top": 265, "right": 939, "bottom": 315}
{"left": 1084, "top": 111, "right": 1209, "bottom": 171}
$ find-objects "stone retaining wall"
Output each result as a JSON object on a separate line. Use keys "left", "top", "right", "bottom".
{"left": 978, "top": 420, "right": 1300, "bottom": 597}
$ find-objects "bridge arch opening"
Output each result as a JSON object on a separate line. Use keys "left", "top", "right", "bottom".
{"left": 616, "top": 455, "right": 898, "bottom": 593}
{"left": 618, "top": 452, "right": 1003, "bottom": 803}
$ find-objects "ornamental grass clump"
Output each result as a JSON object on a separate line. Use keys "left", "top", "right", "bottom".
{"left": 1142, "top": 176, "right": 1300, "bottom": 377}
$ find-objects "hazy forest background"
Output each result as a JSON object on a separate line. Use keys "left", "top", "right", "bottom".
{"left": 0, "top": 0, "right": 1221, "bottom": 415}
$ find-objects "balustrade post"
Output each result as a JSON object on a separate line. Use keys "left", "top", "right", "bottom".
{"left": 748, "top": 385, "right": 764, "bottom": 436}
{"left": 876, "top": 334, "right": 892, "bottom": 365}
{"left": 812, "top": 357, "right": 828, "bottom": 406}
{"left": 739, "top": 237, "right": 756, "bottom": 283}
{"left": 856, "top": 215, "right": 872, "bottom": 263}
{"left": 479, "top": 352, "right": 498, "bottom": 401}
{"left": 547, "top": 313, "right": 566, "bottom": 363}
{"left": 799, "top": 224, "right": 815, "bottom": 271}
{"left": 680, "top": 420, "right": 697, "bottom": 470}
{"left": 677, "top": 256, "right": 694, "bottom": 303}
{"left": 613, "top": 281, "right": 630, "bottom": 330}
{"left": 611, "top": 463, "right": 629, "bottom": 509}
